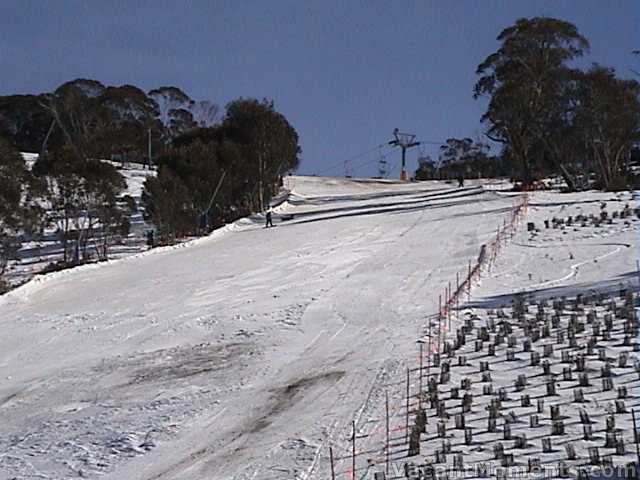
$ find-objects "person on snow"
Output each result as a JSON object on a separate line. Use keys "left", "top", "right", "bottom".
{"left": 265, "top": 208, "right": 274, "bottom": 228}
{"left": 458, "top": 175, "right": 464, "bottom": 188}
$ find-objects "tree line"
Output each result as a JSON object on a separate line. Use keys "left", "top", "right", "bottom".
{"left": 142, "top": 98, "right": 300, "bottom": 242}
{"left": 415, "top": 137, "right": 509, "bottom": 180}
{"left": 417, "top": 17, "right": 640, "bottom": 191}
{"left": 0, "top": 80, "right": 300, "bottom": 290}
{"left": 0, "top": 79, "right": 219, "bottom": 158}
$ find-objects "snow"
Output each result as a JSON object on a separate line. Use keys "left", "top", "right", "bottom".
{"left": 0, "top": 176, "right": 637, "bottom": 480}
{"left": 20, "top": 152, "right": 39, "bottom": 169}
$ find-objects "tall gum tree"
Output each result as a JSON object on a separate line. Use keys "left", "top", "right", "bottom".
{"left": 574, "top": 66, "right": 640, "bottom": 190}
{"left": 474, "top": 17, "right": 589, "bottom": 188}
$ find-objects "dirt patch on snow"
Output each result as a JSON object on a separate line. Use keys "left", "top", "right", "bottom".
{"left": 251, "top": 370, "right": 345, "bottom": 433}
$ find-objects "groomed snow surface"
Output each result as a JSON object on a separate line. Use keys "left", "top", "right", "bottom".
{"left": 0, "top": 176, "right": 637, "bottom": 480}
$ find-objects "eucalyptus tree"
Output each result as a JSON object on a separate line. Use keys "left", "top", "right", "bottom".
{"left": 474, "top": 17, "right": 589, "bottom": 188}
{"left": 0, "top": 139, "right": 41, "bottom": 285}
{"left": 574, "top": 66, "right": 640, "bottom": 190}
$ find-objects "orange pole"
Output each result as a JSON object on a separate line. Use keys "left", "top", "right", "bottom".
{"left": 456, "top": 272, "right": 460, "bottom": 324}
{"left": 418, "top": 342, "right": 423, "bottom": 409}
{"left": 448, "top": 281, "right": 452, "bottom": 329}
{"left": 438, "top": 294, "right": 442, "bottom": 352}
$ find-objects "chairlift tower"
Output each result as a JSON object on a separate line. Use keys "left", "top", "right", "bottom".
{"left": 378, "top": 145, "right": 389, "bottom": 179}
{"left": 389, "top": 128, "right": 420, "bottom": 181}
{"left": 344, "top": 159, "right": 353, "bottom": 178}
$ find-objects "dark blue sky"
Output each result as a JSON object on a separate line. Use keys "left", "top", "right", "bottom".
{"left": 1, "top": 1, "right": 638, "bottom": 176}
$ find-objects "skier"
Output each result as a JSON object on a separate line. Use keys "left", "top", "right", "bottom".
{"left": 265, "top": 208, "right": 274, "bottom": 228}
{"left": 458, "top": 175, "right": 464, "bottom": 188}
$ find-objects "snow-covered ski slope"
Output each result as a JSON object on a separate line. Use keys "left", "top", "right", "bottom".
{"left": 0, "top": 176, "right": 636, "bottom": 480}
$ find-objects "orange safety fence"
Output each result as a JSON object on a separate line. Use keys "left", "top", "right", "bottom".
{"left": 330, "top": 192, "right": 529, "bottom": 479}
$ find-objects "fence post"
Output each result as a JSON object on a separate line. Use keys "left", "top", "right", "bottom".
{"left": 352, "top": 420, "right": 356, "bottom": 480}
{"left": 405, "top": 367, "right": 410, "bottom": 444}
{"left": 386, "top": 391, "right": 390, "bottom": 476}
{"left": 438, "top": 294, "right": 442, "bottom": 352}
{"left": 633, "top": 409, "right": 640, "bottom": 467}
{"left": 456, "top": 272, "right": 460, "bottom": 324}
{"left": 468, "top": 260, "right": 472, "bottom": 301}
{"left": 418, "top": 342, "right": 423, "bottom": 409}
{"left": 329, "top": 446, "right": 336, "bottom": 480}
{"left": 448, "top": 281, "right": 452, "bottom": 330}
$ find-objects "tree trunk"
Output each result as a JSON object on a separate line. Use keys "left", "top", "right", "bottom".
{"left": 258, "top": 153, "right": 264, "bottom": 212}
{"left": 559, "top": 165, "right": 577, "bottom": 192}
{"left": 40, "top": 119, "right": 56, "bottom": 157}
